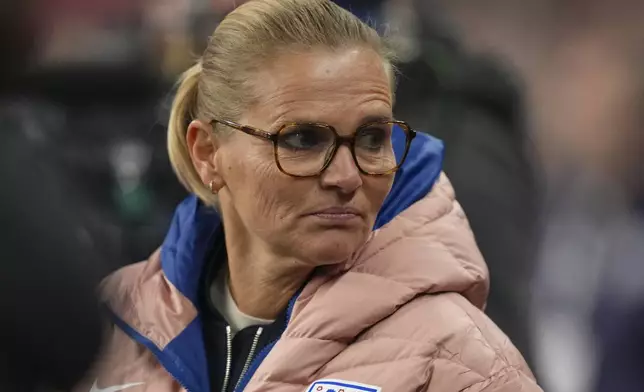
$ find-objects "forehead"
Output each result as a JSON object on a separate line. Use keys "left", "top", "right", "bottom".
{"left": 245, "top": 47, "right": 393, "bottom": 128}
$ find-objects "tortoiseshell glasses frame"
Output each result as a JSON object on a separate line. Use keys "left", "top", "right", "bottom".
{"left": 210, "top": 118, "right": 416, "bottom": 178}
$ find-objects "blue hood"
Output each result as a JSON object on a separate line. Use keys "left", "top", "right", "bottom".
{"left": 118, "top": 131, "right": 444, "bottom": 392}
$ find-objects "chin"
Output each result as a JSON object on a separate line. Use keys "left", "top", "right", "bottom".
{"left": 302, "top": 230, "right": 368, "bottom": 266}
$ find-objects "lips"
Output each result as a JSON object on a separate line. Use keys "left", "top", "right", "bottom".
{"left": 308, "top": 206, "right": 363, "bottom": 221}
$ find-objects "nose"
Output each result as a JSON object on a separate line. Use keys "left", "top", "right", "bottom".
{"left": 320, "top": 145, "right": 362, "bottom": 194}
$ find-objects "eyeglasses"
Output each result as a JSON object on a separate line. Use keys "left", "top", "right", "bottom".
{"left": 210, "top": 118, "right": 416, "bottom": 177}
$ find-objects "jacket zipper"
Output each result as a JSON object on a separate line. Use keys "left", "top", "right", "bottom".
{"left": 120, "top": 290, "right": 297, "bottom": 392}
{"left": 233, "top": 294, "right": 299, "bottom": 392}
{"left": 220, "top": 326, "right": 233, "bottom": 392}
{"left": 221, "top": 326, "right": 264, "bottom": 392}
{"left": 234, "top": 327, "right": 264, "bottom": 391}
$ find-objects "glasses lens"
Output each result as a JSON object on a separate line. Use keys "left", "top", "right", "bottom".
{"left": 276, "top": 124, "right": 335, "bottom": 176}
{"left": 354, "top": 121, "right": 408, "bottom": 174}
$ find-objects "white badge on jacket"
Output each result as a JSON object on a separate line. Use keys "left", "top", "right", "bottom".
{"left": 306, "top": 379, "right": 381, "bottom": 392}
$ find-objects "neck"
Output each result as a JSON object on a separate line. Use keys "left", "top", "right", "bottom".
{"left": 223, "top": 231, "right": 313, "bottom": 321}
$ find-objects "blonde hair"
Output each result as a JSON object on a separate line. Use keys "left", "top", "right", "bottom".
{"left": 168, "top": 0, "right": 396, "bottom": 206}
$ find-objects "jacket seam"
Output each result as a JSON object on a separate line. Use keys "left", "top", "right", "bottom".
{"left": 458, "top": 364, "right": 527, "bottom": 392}
{"left": 437, "top": 295, "right": 517, "bottom": 379}
{"left": 281, "top": 334, "right": 440, "bottom": 351}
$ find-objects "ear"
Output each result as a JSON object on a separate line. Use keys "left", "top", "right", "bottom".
{"left": 186, "top": 120, "right": 225, "bottom": 193}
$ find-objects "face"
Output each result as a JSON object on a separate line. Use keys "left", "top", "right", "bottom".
{"left": 197, "top": 47, "right": 394, "bottom": 266}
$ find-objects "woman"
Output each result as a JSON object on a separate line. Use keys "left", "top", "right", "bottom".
{"left": 86, "top": 1, "right": 541, "bottom": 391}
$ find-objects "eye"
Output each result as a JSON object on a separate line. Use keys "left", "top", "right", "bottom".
{"left": 277, "top": 125, "right": 333, "bottom": 151}
{"left": 356, "top": 126, "right": 390, "bottom": 151}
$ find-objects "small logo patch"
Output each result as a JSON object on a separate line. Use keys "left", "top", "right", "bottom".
{"left": 306, "top": 379, "right": 381, "bottom": 392}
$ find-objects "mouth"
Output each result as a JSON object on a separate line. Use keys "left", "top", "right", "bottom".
{"left": 308, "top": 206, "right": 363, "bottom": 222}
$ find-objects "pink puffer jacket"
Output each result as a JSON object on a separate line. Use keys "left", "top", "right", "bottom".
{"left": 80, "top": 174, "right": 541, "bottom": 392}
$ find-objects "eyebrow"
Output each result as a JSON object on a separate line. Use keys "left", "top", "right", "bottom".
{"left": 359, "top": 114, "right": 395, "bottom": 124}
{"left": 277, "top": 114, "right": 393, "bottom": 125}
{"left": 271, "top": 114, "right": 394, "bottom": 131}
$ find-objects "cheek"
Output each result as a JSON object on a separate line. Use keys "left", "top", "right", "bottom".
{"left": 252, "top": 164, "right": 292, "bottom": 221}
{"left": 363, "top": 176, "right": 394, "bottom": 218}
{"left": 224, "top": 147, "right": 301, "bottom": 229}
